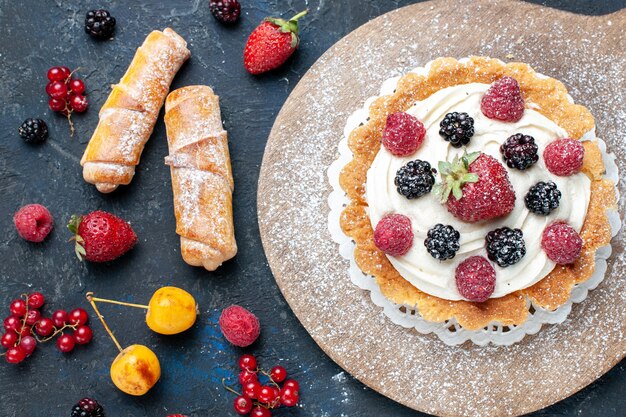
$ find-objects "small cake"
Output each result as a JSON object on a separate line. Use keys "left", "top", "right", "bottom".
{"left": 339, "top": 57, "right": 617, "bottom": 331}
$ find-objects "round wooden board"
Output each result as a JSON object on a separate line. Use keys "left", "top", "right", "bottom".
{"left": 257, "top": 1, "right": 626, "bottom": 416}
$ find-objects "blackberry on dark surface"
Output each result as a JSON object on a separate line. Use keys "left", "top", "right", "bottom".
{"left": 85, "top": 10, "right": 116, "bottom": 40}
{"left": 439, "top": 112, "right": 474, "bottom": 147}
{"left": 525, "top": 181, "right": 561, "bottom": 215}
{"left": 424, "top": 224, "right": 460, "bottom": 260}
{"left": 500, "top": 133, "right": 539, "bottom": 170}
{"left": 18, "top": 118, "right": 48, "bottom": 143}
{"left": 485, "top": 227, "right": 526, "bottom": 267}
{"left": 70, "top": 398, "right": 105, "bottom": 417}
{"left": 210, "top": 0, "right": 241, "bottom": 24}
{"left": 394, "top": 159, "right": 435, "bottom": 199}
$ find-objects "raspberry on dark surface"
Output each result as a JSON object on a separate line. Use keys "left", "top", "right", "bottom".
{"left": 480, "top": 76, "right": 525, "bottom": 122}
{"left": 219, "top": 305, "right": 261, "bottom": 347}
{"left": 373, "top": 214, "right": 414, "bottom": 257}
{"left": 455, "top": 256, "right": 496, "bottom": 302}
{"left": 18, "top": 118, "right": 48, "bottom": 144}
{"left": 13, "top": 204, "right": 54, "bottom": 242}
{"left": 209, "top": 0, "right": 241, "bottom": 24}
{"left": 541, "top": 222, "right": 583, "bottom": 265}
{"left": 381, "top": 112, "right": 426, "bottom": 156}
{"left": 85, "top": 10, "right": 116, "bottom": 40}
{"left": 394, "top": 159, "right": 435, "bottom": 199}
{"left": 424, "top": 224, "right": 460, "bottom": 260}
{"left": 524, "top": 181, "right": 561, "bottom": 215}
{"left": 543, "top": 138, "right": 585, "bottom": 176}
{"left": 438, "top": 112, "right": 474, "bottom": 147}
{"left": 485, "top": 227, "right": 526, "bottom": 267}
{"left": 500, "top": 133, "right": 538, "bottom": 170}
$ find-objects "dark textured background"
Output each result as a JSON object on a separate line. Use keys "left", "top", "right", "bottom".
{"left": 0, "top": 1, "right": 623, "bottom": 416}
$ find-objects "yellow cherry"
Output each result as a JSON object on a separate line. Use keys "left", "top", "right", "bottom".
{"left": 145, "top": 287, "right": 197, "bottom": 335}
{"left": 110, "top": 344, "right": 161, "bottom": 396}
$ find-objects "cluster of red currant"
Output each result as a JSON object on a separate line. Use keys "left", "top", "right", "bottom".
{"left": 45, "top": 66, "right": 89, "bottom": 134}
{"left": 226, "top": 354, "right": 300, "bottom": 416}
{"left": 1, "top": 293, "right": 93, "bottom": 364}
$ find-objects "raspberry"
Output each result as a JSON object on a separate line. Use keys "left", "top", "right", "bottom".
{"left": 541, "top": 222, "right": 583, "bottom": 264}
{"left": 543, "top": 138, "right": 584, "bottom": 176}
{"left": 219, "top": 305, "right": 260, "bottom": 347}
{"left": 13, "top": 204, "right": 54, "bottom": 242}
{"left": 455, "top": 256, "right": 496, "bottom": 302}
{"left": 480, "top": 76, "right": 525, "bottom": 122}
{"left": 381, "top": 112, "right": 426, "bottom": 156}
{"left": 373, "top": 214, "right": 413, "bottom": 257}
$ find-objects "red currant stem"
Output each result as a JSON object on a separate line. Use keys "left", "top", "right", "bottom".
{"left": 260, "top": 369, "right": 281, "bottom": 389}
{"left": 88, "top": 296, "right": 149, "bottom": 310}
{"left": 0, "top": 352, "right": 5, "bottom": 357}
{"left": 66, "top": 111, "right": 75, "bottom": 137}
{"left": 17, "top": 293, "right": 30, "bottom": 345}
{"left": 86, "top": 292, "right": 123, "bottom": 353}
{"left": 68, "top": 67, "right": 83, "bottom": 80}
{"left": 221, "top": 378, "right": 242, "bottom": 397}
{"left": 34, "top": 323, "right": 78, "bottom": 343}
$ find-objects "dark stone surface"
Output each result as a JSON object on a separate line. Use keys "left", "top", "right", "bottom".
{"left": 0, "top": 1, "right": 623, "bottom": 416}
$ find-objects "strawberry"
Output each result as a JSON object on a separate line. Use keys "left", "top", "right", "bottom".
{"left": 243, "top": 10, "right": 308, "bottom": 75}
{"left": 433, "top": 152, "right": 516, "bottom": 223}
{"left": 67, "top": 211, "right": 137, "bottom": 262}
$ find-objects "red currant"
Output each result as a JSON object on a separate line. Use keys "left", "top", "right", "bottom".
{"left": 4, "top": 316, "right": 21, "bottom": 332}
{"left": 35, "top": 317, "right": 55, "bottom": 336}
{"left": 51, "top": 310, "right": 68, "bottom": 328}
{"left": 59, "top": 66, "right": 71, "bottom": 79}
{"left": 239, "top": 369, "right": 258, "bottom": 385}
{"left": 69, "top": 94, "right": 88, "bottom": 113}
{"left": 68, "top": 308, "right": 89, "bottom": 326}
{"left": 5, "top": 346, "right": 26, "bottom": 364}
{"left": 270, "top": 365, "right": 287, "bottom": 383}
{"left": 19, "top": 335, "right": 37, "bottom": 356}
{"left": 73, "top": 325, "right": 93, "bottom": 345}
{"left": 283, "top": 379, "right": 299, "bottom": 391}
{"left": 69, "top": 79, "right": 85, "bottom": 94}
{"left": 25, "top": 309, "right": 41, "bottom": 326}
{"left": 243, "top": 380, "right": 261, "bottom": 399}
{"left": 19, "top": 324, "right": 32, "bottom": 338}
{"left": 49, "top": 97, "right": 67, "bottom": 112}
{"left": 257, "top": 386, "right": 278, "bottom": 405}
{"left": 9, "top": 299, "right": 27, "bottom": 316}
{"left": 1, "top": 331, "right": 18, "bottom": 348}
{"left": 233, "top": 396, "right": 252, "bottom": 415}
{"left": 57, "top": 334, "right": 75, "bottom": 353}
{"left": 47, "top": 66, "right": 67, "bottom": 82}
{"left": 249, "top": 406, "right": 271, "bottom": 417}
{"left": 27, "top": 292, "right": 45, "bottom": 309}
{"left": 239, "top": 354, "right": 257, "bottom": 371}
{"left": 46, "top": 81, "right": 68, "bottom": 99}
{"left": 280, "top": 386, "right": 299, "bottom": 407}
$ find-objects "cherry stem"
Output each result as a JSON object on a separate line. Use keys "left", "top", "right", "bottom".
{"left": 221, "top": 378, "right": 242, "bottom": 397}
{"left": 86, "top": 292, "right": 123, "bottom": 353}
{"left": 88, "top": 296, "right": 149, "bottom": 310}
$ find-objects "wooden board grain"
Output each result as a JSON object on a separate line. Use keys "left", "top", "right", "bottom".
{"left": 257, "top": 1, "right": 626, "bottom": 416}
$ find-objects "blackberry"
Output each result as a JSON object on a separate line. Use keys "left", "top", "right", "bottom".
{"left": 85, "top": 10, "right": 116, "bottom": 40}
{"left": 500, "top": 133, "right": 538, "bottom": 170}
{"left": 394, "top": 160, "right": 435, "bottom": 199}
{"left": 424, "top": 224, "right": 460, "bottom": 260}
{"left": 485, "top": 227, "right": 526, "bottom": 267}
{"left": 209, "top": 0, "right": 241, "bottom": 24}
{"left": 18, "top": 118, "right": 48, "bottom": 144}
{"left": 70, "top": 398, "right": 105, "bottom": 417}
{"left": 525, "top": 181, "right": 561, "bottom": 215}
{"left": 439, "top": 112, "right": 474, "bottom": 147}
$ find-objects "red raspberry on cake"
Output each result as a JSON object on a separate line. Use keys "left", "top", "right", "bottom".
{"left": 434, "top": 152, "right": 516, "bottom": 223}
{"left": 480, "top": 76, "right": 525, "bottom": 122}
{"left": 455, "top": 256, "right": 496, "bottom": 302}
{"left": 543, "top": 138, "right": 585, "bottom": 176}
{"left": 541, "top": 222, "right": 583, "bottom": 264}
{"left": 219, "top": 305, "right": 261, "bottom": 347}
{"left": 373, "top": 214, "right": 413, "bottom": 256}
{"left": 13, "top": 204, "right": 54, "bottom": 242}
{"left": 381, "top": 112, "right": 426, "bottom": 156}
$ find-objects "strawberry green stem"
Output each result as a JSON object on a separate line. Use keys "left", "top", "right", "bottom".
{"left": 290, "top": 10, "right": 308, "bottom": 21}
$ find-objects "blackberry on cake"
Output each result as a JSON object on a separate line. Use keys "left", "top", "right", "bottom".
{"left": 439, "top": 112, "right": 474, "bottom": 147}
{"left": 524, "top": 181, "right": 561, "bottom": 215}
{"left": 424, "top": 224, "right": 460, "bottom": 260}
{"left": 500, "top": 133, "right": 538, "bottom": 170}
{"left": 394, "top": 160, "right": 435, "bottom": 199}
{"left": 485, "top": 227, "right": 526, "bottom": 267}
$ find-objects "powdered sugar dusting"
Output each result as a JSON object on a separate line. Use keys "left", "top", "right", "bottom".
{"left": 258, "top": 3, "right": 625, "bottom": 416}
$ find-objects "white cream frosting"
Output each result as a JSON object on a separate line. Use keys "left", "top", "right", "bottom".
{"left": 366, "top": 83, "right": 591, "bottom": 300}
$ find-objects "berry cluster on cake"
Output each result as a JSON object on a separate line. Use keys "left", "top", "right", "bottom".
{"left": 339, "top": 57, "right": 617, "bottom": 330}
